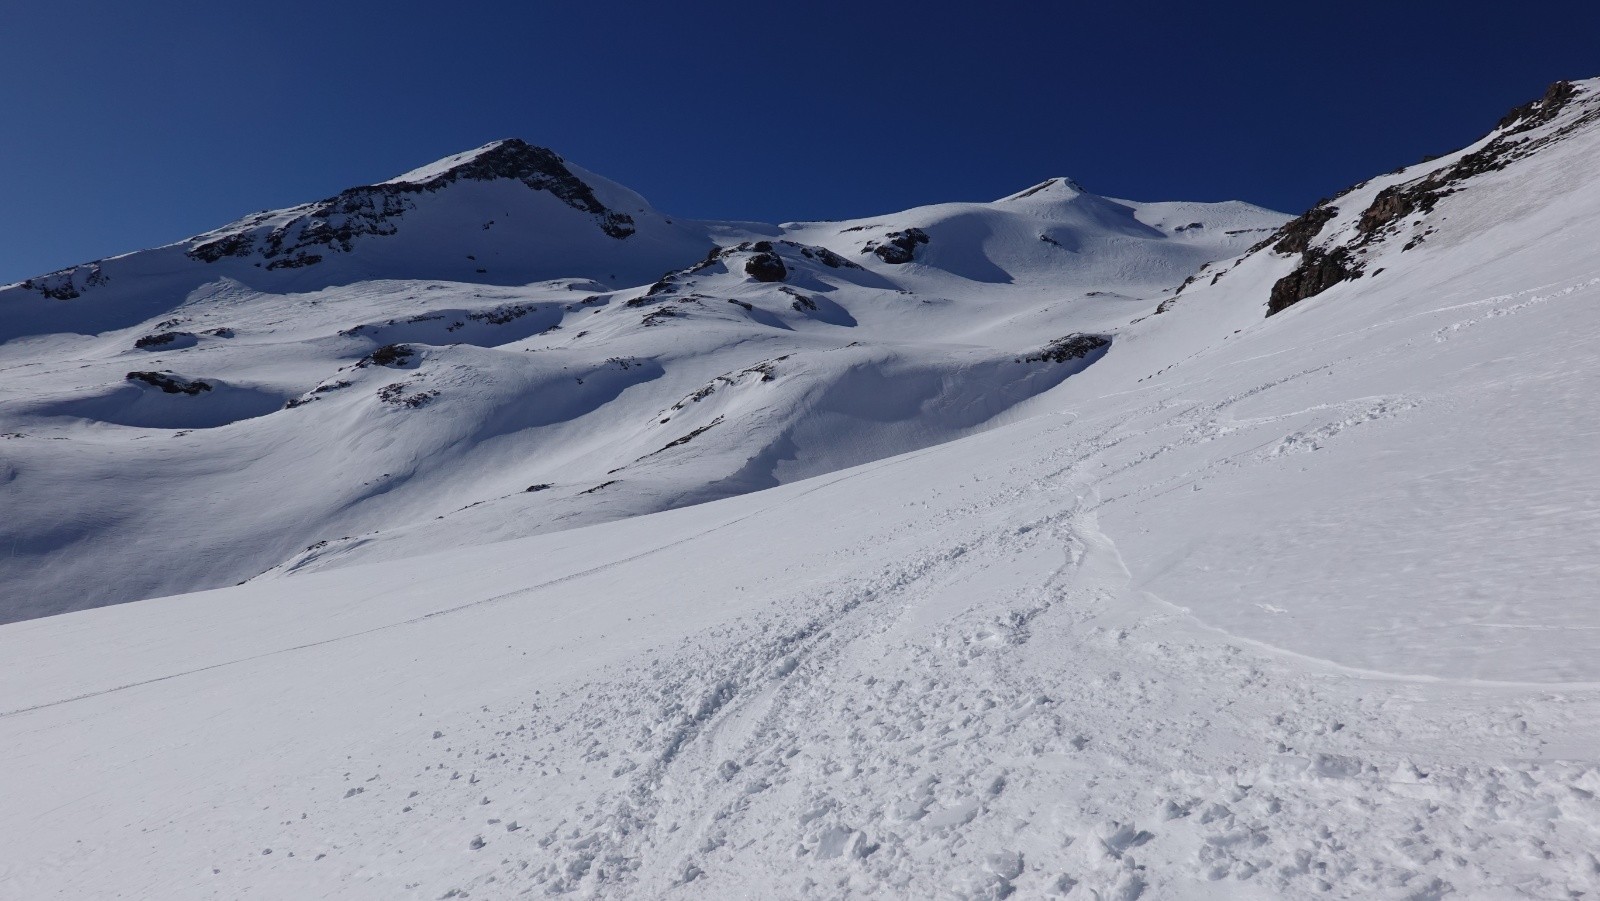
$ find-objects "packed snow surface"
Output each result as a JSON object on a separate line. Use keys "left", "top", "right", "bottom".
{"left": 3, "top": 81, "right": 1600, "bottom": 899}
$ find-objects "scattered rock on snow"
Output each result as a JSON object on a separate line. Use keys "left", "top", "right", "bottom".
{"left": 360, "top": 344, "right": 415, "bottom": 368}
{"left": 133, "top": 331, "right": 198, "bottom": 350}
{"left": 863, "top": 228, "right": 930, "bottom": 264}
{"left": 1020, "top": 334, "right": 1111, "bottom": 364}
{"left": 125, "top": 371, "right": 213, "bottom": 395}
{"left": 376, "top": 382, "right": 439, "bottom": 408}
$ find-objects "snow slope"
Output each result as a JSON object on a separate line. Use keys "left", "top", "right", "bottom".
{"left": 3, "top": 80, "right": 1600, "bottom": 899}
{"left": 0, "top": 147, "right": 1280, "bottom": 620}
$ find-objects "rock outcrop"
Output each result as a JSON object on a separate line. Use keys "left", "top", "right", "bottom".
{"left": 125, "top": 371, "right": 213, "bottom": 395}
{"left": 1264, "top": 81, "right": 1596, "bottom": 316}
{"left": 863, "top": 228, "right": 930, "bottom": 264}
{"left": 744, "top": 244, "right": 788, "bottom": 282}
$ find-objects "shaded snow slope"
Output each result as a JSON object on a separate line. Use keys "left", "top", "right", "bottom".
{"left": 0, "top": 150, "right": 1280, "bottom": 619}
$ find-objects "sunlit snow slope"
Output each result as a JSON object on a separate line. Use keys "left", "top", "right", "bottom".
{"left": 0, "top": 144, "right": 1280, "bottom": 619}
{"left": 2, "top": 81, "right": 1600, "bottom": 900}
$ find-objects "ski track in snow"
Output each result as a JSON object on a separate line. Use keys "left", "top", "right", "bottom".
{"left": 1428, "top": 276, "right": 1600, "bottom": 343}
{"left": 430, "top": 431, "right": 1597, "bottom": 899}
{"left": 22, "top": 412, "right": 1588, "bottom": 900}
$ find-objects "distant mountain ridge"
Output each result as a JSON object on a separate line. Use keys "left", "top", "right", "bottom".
{"left": 0, "top": 138, "right": 1283, "bottom": 619}
{"left": 9, "top": 77, "right": 1595, "bottom": 620}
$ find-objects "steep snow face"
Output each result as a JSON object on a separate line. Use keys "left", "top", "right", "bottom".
{"left": 0, "top": 153, "right": 1280, "bottom": 620}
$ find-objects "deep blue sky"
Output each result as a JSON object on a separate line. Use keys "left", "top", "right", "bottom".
{"left": 4, "top": 1, "right": 1599, "bottom": 283}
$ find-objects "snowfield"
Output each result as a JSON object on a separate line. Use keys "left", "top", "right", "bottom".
{"left": 0, "top": 147, "right": 1280, "bottom": 620}
{"left": 2, "top": 80, "right": 1599, "bottom": 899}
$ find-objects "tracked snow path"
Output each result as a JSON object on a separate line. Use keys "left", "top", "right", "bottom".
{"left": 3, "top": 398, "right": 1596, "bottom": 899}
{"left": 423, "top": 421, "right": 1600, "bottom": 899}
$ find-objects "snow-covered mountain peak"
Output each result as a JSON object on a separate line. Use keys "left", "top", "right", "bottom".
{"left": 374, "top": 138, "right": 665, "bottom": 241}
{"left": 381, "top": 138, "right": 545, "bottom": 185}
{"left": 0, "top": 141, "right": 716, "bottom": 342}
{"left": 996, "top": 176, "right": 1087, "bottom": 202}
{"left": 177, "top": 137, "right": 704, "bottom": 280}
